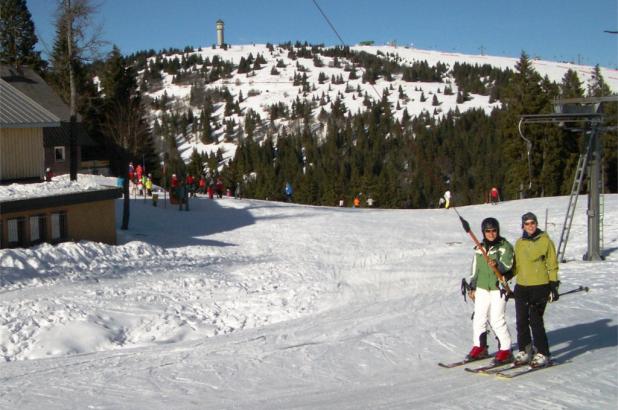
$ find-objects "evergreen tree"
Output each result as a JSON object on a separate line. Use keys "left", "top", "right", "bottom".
{"left": 586, "top": 66, "right": 618, "bottom": 192}
{"left": 560, "top": 69, "right": 584, "bottom": 98}
{"left": 0, "top": 0, "right": 42, "bottom": 68}
{"left": 187, "top": 148, "right": 205, "bottom": 177}
{"left": 100, "top": 46, "right": 160, "bottom": 181}
{"left": 500, "top": 52, "right": 548, "bottom": 198}
{"left": 558, "top": 70, "right": 585, "bottom": 193}
{"left": 587, "top": 65, "right": 611, "bottom": 97}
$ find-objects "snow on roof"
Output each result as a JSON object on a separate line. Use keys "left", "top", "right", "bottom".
{"left": 0, "top": 174, "right": 121, "bottom": 202}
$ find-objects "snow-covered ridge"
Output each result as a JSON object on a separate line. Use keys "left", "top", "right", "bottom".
{"left": 144, "top": 44, "right": 617, "bottom": 164}
{"left": 353, "top": 45, "right": 618, "bottom": 87}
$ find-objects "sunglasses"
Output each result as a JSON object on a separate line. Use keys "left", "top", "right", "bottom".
{"left": 523, "top": 221, "right": 537, "bottom": 226}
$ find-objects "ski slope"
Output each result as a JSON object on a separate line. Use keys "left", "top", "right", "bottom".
{"left": 0, "top": 191, "right": 616, "bottom": 409}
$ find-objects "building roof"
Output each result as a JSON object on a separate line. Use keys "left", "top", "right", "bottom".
{"left": 0, "top": 78, "right": 60, "bottom": 128}
{"left": 0, "top": 65, "right": 93, "bottom": 144}
{"left": 0, "top": 65, "right": 72, "bottom": 121}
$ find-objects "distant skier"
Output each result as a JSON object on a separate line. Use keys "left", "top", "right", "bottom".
{"left": 215, "top": 178, "right": 224, "bottom": 199}
{"left": 136, "top": 164, "right": 143, "bottom": 182}
{"left": 444, "top": 190, "right": 452, "bottom": 209}
{"left": 45, "top": 168, "right": 53, "bottom": 182}
{"left": 234, "top": 182, "right": 242, "bottom": 199}
{"left": 490, "top": 187, "right": 500, "bottom": 205}
{"left": 438, "top": 190, "right": 452, "bottom": 209}
{"left": 186, "top": 174, "right": 195, "bottom": 197}
{"left": 145, "top": 174, "right": 153, "bottom": 196}
{"left": 198, "top": 176, "right": 206, "bottom": 194}
{"left": 284, "top": 182, "right": 293, "bottom": 202}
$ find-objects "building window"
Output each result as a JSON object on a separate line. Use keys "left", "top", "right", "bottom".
{"left": 7, "top": 218, "right": 26, "bottom": 247}
{"left": 29, "top": 215, "right": 46, "bottom": 245}
{"left": 51, "top": 212, "right": 68, "bottom": 242}
{"left": 54, "top": 146, "right": 66, "bottom": 162}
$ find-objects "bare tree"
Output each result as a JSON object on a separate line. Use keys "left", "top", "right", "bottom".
{"left": 56, "top": 0, "right": 104, "bottom": 180}
{"left": 103, "top": 98, "right": 150, "bottom": 230}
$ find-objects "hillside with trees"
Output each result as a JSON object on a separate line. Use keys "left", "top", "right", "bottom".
{"left": 2, "top": 0, "right": 616, "bottom": 208}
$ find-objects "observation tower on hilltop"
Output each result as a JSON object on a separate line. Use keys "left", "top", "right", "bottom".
{"left": 216, "top": 20, "right": 224, "bottom": 48}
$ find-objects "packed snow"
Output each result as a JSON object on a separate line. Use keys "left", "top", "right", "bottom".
{"left": 0, "top": 188, "right": 616, "bottom": 409}
{"left": 0, "top": 175, "right": 119, "bottom": 202}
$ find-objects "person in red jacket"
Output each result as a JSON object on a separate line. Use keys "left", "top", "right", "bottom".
{"left": 215, "top": 178, "right": 224, "bottom": 199}
{"left": 186, "top": 174, "right": 195, "bottom": 197}
{"left": 170, "top": 174, "right": 179, "bottom": 203}
{"left": 490, "top": 187, "right": 500, "bottom": 205}
{"left": 198, "top": 176, "right": 206, "bottom": 194}
{"left": 45, "top": 168, "right": 53, "bottom": 182}
{"left": 135, "top": 164, "right": 143, "bottom": 183}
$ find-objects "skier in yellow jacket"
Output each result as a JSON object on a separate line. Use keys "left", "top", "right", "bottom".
{"left": 512, "top": 212, "right": 559, "bottom": 368}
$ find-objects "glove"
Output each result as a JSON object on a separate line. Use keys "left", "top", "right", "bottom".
{"left": 549, "top": 281, "right": 560, "bottom": 302}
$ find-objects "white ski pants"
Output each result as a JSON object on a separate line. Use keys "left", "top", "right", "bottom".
{"left": 472, "top": 288, "right": 511, "bottom": 350}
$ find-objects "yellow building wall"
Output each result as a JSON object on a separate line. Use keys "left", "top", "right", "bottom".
{"left": 0, "top": 128, "right": 45, "bottom": 180}
{"left": 66, "top": 199, "right": 117, "bottom": 245}
{"left": 0, "top": 199, "right": 117, "bottom": 247}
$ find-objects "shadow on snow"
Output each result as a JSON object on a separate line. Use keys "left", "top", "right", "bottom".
{"left": 116, "top": 195, "right": 296, "bottom": 249}
{"left": 550, "top": 318, "right": 617, "bottom": 362}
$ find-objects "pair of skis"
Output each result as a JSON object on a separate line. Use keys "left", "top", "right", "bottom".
{"left": 465, "top": 360, "right": 556, "bottom": 378}
{"left": 437, "top": 354, "right": 493, "bottom": 369}
{"left": 439, "top": 356, "right": 556, "bottom": 378}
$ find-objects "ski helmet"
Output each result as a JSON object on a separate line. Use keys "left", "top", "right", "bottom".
{"left": 521, "top": 212, "right": 538, "bottom": 227}
{"left": 481, "top": 217, "right": 500, "bottom": 236}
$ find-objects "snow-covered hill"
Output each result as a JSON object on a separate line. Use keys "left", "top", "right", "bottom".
{"left": 1, "top": 191, "right": 616, "bottom": 409}
{"left": 143, "top": 44, "right": 618, "bottom": 164}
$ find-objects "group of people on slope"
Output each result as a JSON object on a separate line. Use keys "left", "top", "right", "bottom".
{"left": 128, "top": 163, "right": 153, "bottom": 197}
{"left": 465, "top": 211, "right": 559, "bottom": 368}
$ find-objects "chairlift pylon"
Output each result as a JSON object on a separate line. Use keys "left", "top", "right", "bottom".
{"left": 517, "top": 118, "right": 534, "bottom": 190}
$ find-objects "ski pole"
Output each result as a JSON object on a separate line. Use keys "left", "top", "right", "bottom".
{"left": 559, "top": 286, "right": 589, "bottom": 297}
{"left": 452, "top": 207, "right": 514, "bottom": 298}
{"left": 461, "top": 278, "right": 470, "bottom": 302}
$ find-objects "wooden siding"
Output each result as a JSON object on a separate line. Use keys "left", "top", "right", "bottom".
{"left": 0, "top": 128, "right": 45, "bottom": 180}
{"left": 0, "top": 199, "right": 117, "bottom": 248}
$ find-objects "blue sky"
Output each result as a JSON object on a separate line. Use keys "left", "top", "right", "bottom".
{"left": 27, "top": 0, "right": 618, "bottom": 68}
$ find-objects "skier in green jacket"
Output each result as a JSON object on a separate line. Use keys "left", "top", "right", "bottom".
{"left": 466, "top": 217, "right": 514, "bottom": 364}
{"left": 512, "top": 212, "right": 560, "bottom": 368}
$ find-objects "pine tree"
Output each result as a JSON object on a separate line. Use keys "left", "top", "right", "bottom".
{"left": 0, "top": 0, "right": 42, "bottom": 68}
{"left": 100, "top": 46, "right": 159, "bottom": 179}
{"left": 586, "top": 66, "right": 618, "bottom": 192}
{"left": 587, "top": 65, "right": 611, "bottom": 97}
{"left": 560, "top": 69, "right": 584, "bottom": 98}
{"left": 500, "top": 52, "right": 548, "bottom": 198}
{"left": 559, "top": 69, "right": 585, "bottom": 193}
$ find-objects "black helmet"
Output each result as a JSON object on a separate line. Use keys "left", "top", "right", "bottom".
{"left": 521, "top": 212, "right": 538, "bottom": 227}
{"left": 481, "top": 217, "right": 500, "bottom": 236}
